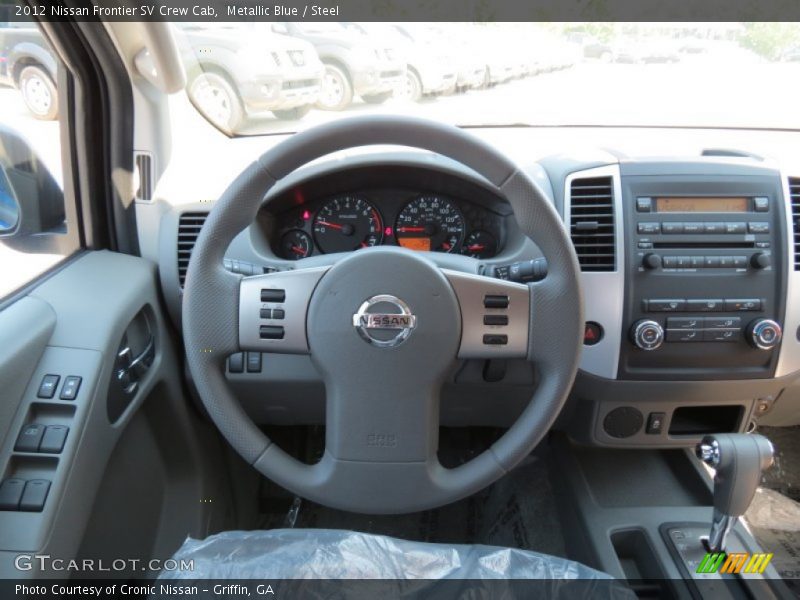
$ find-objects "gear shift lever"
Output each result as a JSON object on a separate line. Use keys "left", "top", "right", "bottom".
{"left": 696, "top": 433, "right": 774, "bottom": 552}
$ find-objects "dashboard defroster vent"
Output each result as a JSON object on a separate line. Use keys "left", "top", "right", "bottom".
{"left": 789, "top": 177, "right": 800, "bottom": 270}
{"left": 569, "top": 176, "right": 616, "bottom": 271}
{"left": 177, "top": 212, "right": 208, "bottom": 287}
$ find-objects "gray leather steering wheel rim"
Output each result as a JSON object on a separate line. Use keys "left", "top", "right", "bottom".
{"left": 183, "top": 115, "right": 584, "bottom": 514}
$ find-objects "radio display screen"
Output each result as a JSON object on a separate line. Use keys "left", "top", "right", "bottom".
{"left": 655, "top": 197, "right": 749, "bottom": 213}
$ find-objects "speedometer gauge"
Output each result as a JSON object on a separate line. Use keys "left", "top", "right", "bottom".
{"left": 313, "top": 195, "right": 383, "bottom": 254}
{"left": 395, "top": 195, "right": 465, "bottom": 253}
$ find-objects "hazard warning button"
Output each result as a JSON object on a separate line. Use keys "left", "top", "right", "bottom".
{"left": 584, "top": 322, "right": 603, "bottom": 346}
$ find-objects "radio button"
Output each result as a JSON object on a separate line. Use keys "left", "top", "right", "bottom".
{"left": 675, "top": 256, "right": 692, "bottom": 268}
{"left": 662, "top": 222, "right": 684, "bottom": 234}
{"left": 686, "top": 299, "right": 724, "bottom": 312}
{"left": 662, "top": 256, "right": 678, "bottom": 268}
{"left": 754, "top": 197, "right": 769, "bottom": 212}
{"left": 733, "top": 256, "right": 748, "bottom": 268}
{"left": 683, "top": 222, "right": 704, "bottom": 234}
{"left": 690, "top": 256, "right": 705, "bottom": 268}
{"left": 638, "top": 222, "right": 660, "bottom": 234}
{"left": 636, "top": 197, "right": 653, "bottom": 212}
{"left": 667, "top": 317, "right": 703, "bottom": 329}
{"left": 666, "top": 329, "right": 701, "bottom": 342}
{"left": 638, "top": 241, "right": 653, "bottom": 249}
{"left": 755, "top": 241, "right": 771, "bottom": 249}
{"left": 704, "top": 328, "right": 740, "bottom": 342}
{"left": 704, "top": 222, "right": 725, "bottom": 234}
{"left": 725, "top": 222, "right": 747, "bottom": 234}
{"left": 748, "top": 222, "right": 770, "bottom": 234}
{"left": 705, "top": 317, "right": 742, "bottom": 329}
{"left": 704, "top": 256, "right": 721, "bottom": 268}
{"left": 725, "top": 299, "right": 762, "bottom": 312}
{"left": 645, "top": 299, "right": 686, "bottom": 312}
{"left": 719, "top": 256, "right": 735, "bottom": 268}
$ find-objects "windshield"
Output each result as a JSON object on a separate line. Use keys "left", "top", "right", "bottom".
{"left": 174, "top": 22, "right": 800, "bottom": 136}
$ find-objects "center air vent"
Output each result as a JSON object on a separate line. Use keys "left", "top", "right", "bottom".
{"left": 569, "top": 176, "right": 616, "bottom": 271}
{"left": 177, "top": 212, "right": 208, "bottom": 287}
{"left": 789, "top": 177, "right": 800, "bottom": 270}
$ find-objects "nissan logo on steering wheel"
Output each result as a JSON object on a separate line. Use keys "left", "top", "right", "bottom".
{"left": 352, "top": 294, "right": 417, "bottom": 348}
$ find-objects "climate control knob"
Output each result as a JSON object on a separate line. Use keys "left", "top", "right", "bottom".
{"left": 642, "top": 253, "right": 662, "bottom": 270}
{"left": 747, "top": 319, "right": 782, "bottom": 350}
{"left": 632, "top": 320, "right": 664, "bottom": 351}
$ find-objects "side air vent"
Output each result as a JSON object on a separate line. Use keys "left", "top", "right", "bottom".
{"left": 790, "top": 177, "right": 800, "bottom": 270}
{"left": 569, "top": 176, "right": 616, "bottom": 271}
{"left": 177, "top": 212, "right": 208, "bottom": 287}
{"left": 134, "top": 152, "right": 153, "bottom": 201}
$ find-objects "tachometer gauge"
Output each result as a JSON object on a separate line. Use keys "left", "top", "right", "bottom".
{"left": 280, "top": 229, "right": 313, "bottom": 260}
{"left": 312, "top": 195, "right": 383, "bottom": 254}
{"left": 395, "top": 195, "right": 465, "bottom": 253}
{"left": 461, "top": 231, "right": 497, "bottom": 259}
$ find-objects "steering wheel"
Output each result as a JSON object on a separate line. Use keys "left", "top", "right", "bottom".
{"left": 183, "top": 116, "right": 583, "bottom": 514}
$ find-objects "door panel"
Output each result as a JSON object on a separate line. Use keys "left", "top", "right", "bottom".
{"left": 0, "top": 250, "right": 227, "bottom": 578}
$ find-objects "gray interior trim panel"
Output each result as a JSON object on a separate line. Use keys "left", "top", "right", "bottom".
{"left": 564, "top": 164, "right": 625, "bottom": 380}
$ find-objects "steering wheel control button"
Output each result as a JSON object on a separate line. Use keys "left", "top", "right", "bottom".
{"left": 483, "top": 294, "right": 509, "bottom": 309}
{"left": 644, "top": 299, "right": 685, "bottom": 312}
{"left": 725, "top": 299, "right": 762, "bottom": 312}
{"left": 483, "top": 314, "right": 509, "bottom": 326}
{"left": 246, "top": 352, "right": 262, "bottom": 373}
{"left": 0, "top": 479, "right": 26, "bottom": 511}
{"left": 483, "top": 334, "right": 508, "bottom": 345}
{"left": 603, "top": 407, "right": 644, "bottom": 439}
{"left": 271, "top": 309, "right": 285, "bottom": 320}
{"left": 646, "top": 412, "right": 666, "bottom": 435}
{"left": 37, "top": 374, "right": 60, "bottom": 399}
{"left": 228, "top": 353, "right": 244, "bottom": 373}
{"left": 352, "top": 295, "right": 417, "bottom": 348}
{"left": 15, "top": 424, "right": 45, "bottom": 453}
{"left": 583, "top": 322, "right": 603, "bottom": 346}
{"left": 260, "top": 308, "right": 272, "bottom": 319}
{"left": 748, "top": 319, "right": 782, "bottom": 350}
{"left": 259, "top": 326, "right": 285, "bottom": 340}
{"left": 260, "top": 289, "right": 286, "bottom": 303}
{"left": 632, "top": 320, "right": 664, "bottom": 350}
{"left": 59, "top": 376, "right": 82, "bottom": 400}
{"left": 39, "top": 426, "right": 69, "bottom": 454}
{"left": 19, "top": 480, "right": 50, "bottom": 512}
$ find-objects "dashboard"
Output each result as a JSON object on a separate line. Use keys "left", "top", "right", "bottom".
{"left": 269, "top": 190, "right": 504, "bottom": 260}
{"left": 151, "top": 136, "right": 800, "bottom": 450}
{"left": 259, "top": 164, "right": 513, "bottom": 262}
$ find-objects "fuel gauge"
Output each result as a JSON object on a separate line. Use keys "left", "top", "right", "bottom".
{"left": 461, "top": 231, "right": 497, "bottom": 259}
{"left": 280, "top": 229, "right": 313, "bottom": 260}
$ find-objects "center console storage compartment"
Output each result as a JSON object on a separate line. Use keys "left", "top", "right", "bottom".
{"left": 668, "top": 405, "right": 743, "bottom": 436}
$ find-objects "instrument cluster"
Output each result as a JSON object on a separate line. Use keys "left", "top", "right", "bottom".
{"left": 271, "top": 191, "right": 504, "bottom": 261}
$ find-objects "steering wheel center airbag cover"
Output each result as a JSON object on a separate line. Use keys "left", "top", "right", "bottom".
{"left": 308, "top": 248, "right": 461, "bottom": 463}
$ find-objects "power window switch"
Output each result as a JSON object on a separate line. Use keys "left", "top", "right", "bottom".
{"left": 37, "top": 374, "right": 60, "bottom": 399}
{"left": 646, "top": 412, "right": 666, "bottom": 434}
{"left": 59, "top": 376, "right": 82, "bottom": 400}
{"left": 15, "top": 424, "right": 45, "bottom": 452}
{"left": 19, "top": 480, "right": 50, "bottom": 512}
{"left": 39, "top": 425, "right": 69, "bottom": 454}
{"left": 0, "top": 479, "right": 26, "bottom": 511}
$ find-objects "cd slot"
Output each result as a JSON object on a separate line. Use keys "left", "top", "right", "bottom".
{"left": 652, "top": 242, "right": 755, "bottom": 250}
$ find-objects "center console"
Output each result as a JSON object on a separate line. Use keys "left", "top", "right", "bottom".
{"left": 621, "top": 161, "right": 787, "bottom": 380}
